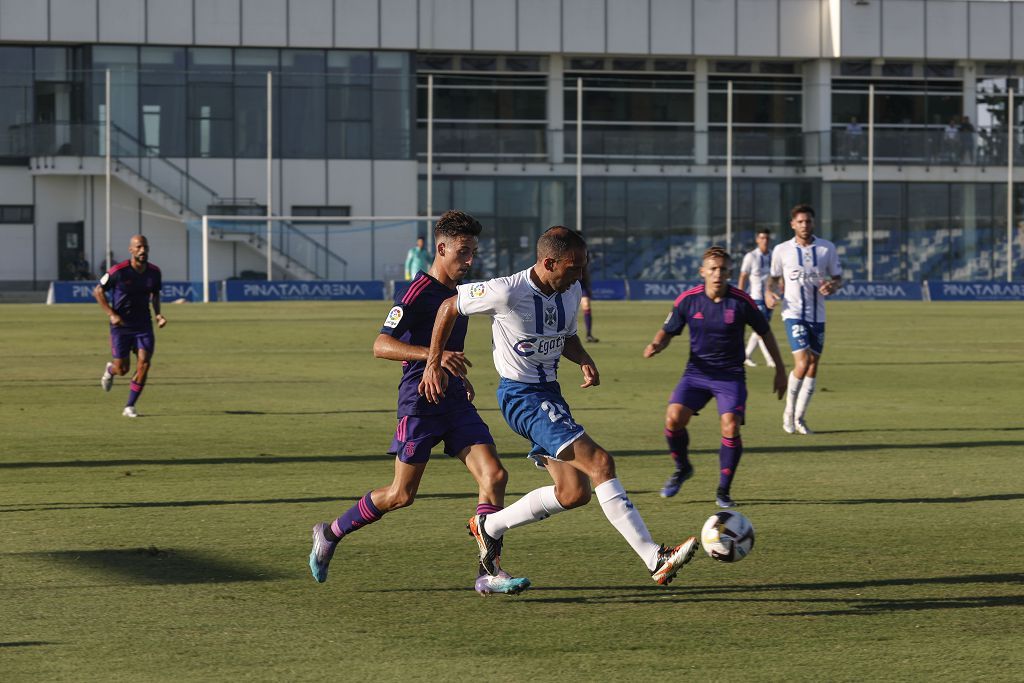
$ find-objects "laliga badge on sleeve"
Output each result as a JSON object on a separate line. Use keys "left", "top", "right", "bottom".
{"left": 469, "top": 283, "right": 486, "bottom": 298}
{"left": 383, "top": 305, "right": 404, "bottom": 328}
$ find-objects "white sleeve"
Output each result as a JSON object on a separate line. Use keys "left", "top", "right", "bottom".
{"left": 456, "top": 277, "right": 513, "bottom": 317}
{"left": 769, "top": 246, "right": 783, "bottom": 278}
{"left": 740, "top": 252, "right": 754, "bottom": 275}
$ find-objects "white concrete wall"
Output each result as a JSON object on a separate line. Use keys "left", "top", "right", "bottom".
{"left": 0, "top": 0, "right": 1019, "bottom": 58}
{"left": 0, "top": 168, "right": 35, "bottom": 281}
{"left": 3, "top": 155, "right": 418, "bottom": 284}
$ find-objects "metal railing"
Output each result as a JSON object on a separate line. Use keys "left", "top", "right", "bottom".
{"left": 16, "top": 121, "right": 348, "bottom": 279}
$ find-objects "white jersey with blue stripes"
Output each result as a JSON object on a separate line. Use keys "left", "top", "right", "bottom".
{"left": 740, "top": 247, "right": 772, "bottom": 301}
{"left": 769, "top": 236, "right": 842, "bottom": 323}
{"left": 455, "top": 268, "right": 581, "bottom": 384}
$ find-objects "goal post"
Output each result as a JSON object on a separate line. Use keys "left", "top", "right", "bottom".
{"left": 191, "top": 215, "right": 437, "bottom": 302}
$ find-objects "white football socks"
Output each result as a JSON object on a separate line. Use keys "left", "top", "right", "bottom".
{"left": 482, "top": 485, "right": 565, "bottom": 539}
{"left": 795, "top": 376, "right": 816, "bottom": 419}
{"left": 744, "top": 334, "right": 759, "bottom": 360}
{"left": 785, "top": 371, "right": 803, "bottom": 417}
{"left": 757, "top": 336, "right": 774, "bottom": 365}
{"left": 595, "top": 479, "right": 661, "bottom": 571}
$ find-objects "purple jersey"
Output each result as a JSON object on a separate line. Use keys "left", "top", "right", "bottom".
{"left": 662, "top": 285, "right": 769, "bottom": 379}
{"left": 99, "top": 260, "right": 162, "bottom": 331}
{"left": 380, "top": 271, "right": 471, "bottom": 417}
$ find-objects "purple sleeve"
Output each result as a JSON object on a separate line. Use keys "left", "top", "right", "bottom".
{"left": 661, "top": 304, "right": 686, "bottom": 337}
{"left": 745, "top": 298, "right": 770, "bottom": 336}
{"left": 379, "top": 301, "right": 417, "bottom": 338}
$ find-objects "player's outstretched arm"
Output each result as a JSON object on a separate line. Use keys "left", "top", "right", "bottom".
{"left": 562, "top": 334, "right": 599, "bottom": 388}
{"left": 373, "top": 334, "right": 470, "bottom": 377}
{"left": 761, "top": 330, "right": 788, "bottom": 399}
{"left": 419, "top": 295, "right": 461, "bottom": 403}
{"left": 643, "top": 329, "right": 673, "bottom": 358}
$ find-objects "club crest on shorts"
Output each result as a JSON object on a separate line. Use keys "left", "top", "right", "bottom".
{"left": 469, "top": 283, "right": 486, "bottom": 298}
{"left": 383, "top": 306, "right": 403, "bottom": 328}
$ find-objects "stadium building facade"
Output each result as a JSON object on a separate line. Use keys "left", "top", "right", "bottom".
{"left": 0, "top": 0, "right": 1023, "bottom": 289}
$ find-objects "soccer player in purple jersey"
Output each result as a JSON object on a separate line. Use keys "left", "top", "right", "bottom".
{"left": 94, "top": 234, "right": 166, "bottom": 418}
{"left": 308, "top": 210, "right": 529, "bottom": 596}
{"left": 643, "top": 246, "right": 787, "bottom": 508}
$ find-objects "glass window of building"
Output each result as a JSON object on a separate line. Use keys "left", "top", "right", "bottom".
{"left": 0, "top": 47, "right": 34, "bottom": 156}
{"left": 140, "top": 47, "right": 186, "bottom": 157}
{"left": 234, "top": 49, "right": 279, "bottom": 158}
{"left": 565, "top": 59, "right": 694, "bottom": 162}
{"left": 832, "top": 62, "right": 963, "bottom": 165}
{"left": 187, "top": 48, "right": 233, "bottom": 158}
{"left": 417, "top": 54, "right": 547, "bottom": 162}
{"left": 281, "top": 50, "right": 326, "bottom": 159}
{"left": 90, "top": 46, "right": 139, "bottom": 144}
{"left": 373, "top": 52, "right": 413, "bottom": 160}
{"left": 326, "top": 51, "right": 372, "bottom": 159}
{"left": 708, "top": 65, "right": 802, "bottom": 165}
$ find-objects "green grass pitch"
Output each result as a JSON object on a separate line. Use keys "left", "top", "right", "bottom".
{"left": 1, "top": 300, "right": 1021, "bottom": 681}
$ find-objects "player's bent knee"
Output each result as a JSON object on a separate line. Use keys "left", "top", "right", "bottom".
{"left": 382, "top": 490, "right": 416, "bottom": 510}
{"left": 557, "top": 486, "right": 591, "bottom": 509}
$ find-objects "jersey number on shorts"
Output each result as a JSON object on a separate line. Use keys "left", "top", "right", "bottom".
{"left": 540, "top": 400, "right": 577, "bottom": 429}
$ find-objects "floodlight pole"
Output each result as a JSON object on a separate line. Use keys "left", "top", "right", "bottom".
{"left": 868, "top": 83, "right": 875, "bottom": 282}
{"left": 202, "top": 215, "right": 210, "bottom": 302}
{"left": 726, "top": 80, "right": 733, "bottom": 253}
{"left": 266, "top": 70, "right": 273, "bottom": 282}
{"left": 1008, "top": 88, "right": 1015, "bottom": 283}
{"left": 576, "top": 76, "right": 583, "bottom": 232}
{"left": 427, "top": 74, "right": 434, "bottom": 251}
{"left": 105, "top": 69, "right": 111, "bottom": 272}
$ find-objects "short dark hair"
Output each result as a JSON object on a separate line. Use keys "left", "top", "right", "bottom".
{"left": 537, "top": 225, "right": 586, "bottom": 260}
{"left": 703, "top": 246, "right": 731, "bottom": 263}
{"left": 790, "top": 204, "right": 816, "bottom": 219}
{"left": 756, "top": 228, "right": 771, "bottom": 236}
{"left": 434, "top": 210, "right": 482, "bottom": 241}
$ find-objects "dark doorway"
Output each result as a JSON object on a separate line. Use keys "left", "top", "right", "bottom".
{"left": 57, "top": 221, "right": 86, "bottom": 280}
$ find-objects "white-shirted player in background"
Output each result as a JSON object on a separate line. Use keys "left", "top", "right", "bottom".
{"left": 738, "top": 229, "right": 775, "bottom": 368}
{"left": 765, "top": 204, "right": 843, "bottom": 435}
{"left": 420, "top": 226, "right": 698, "bottom": 586}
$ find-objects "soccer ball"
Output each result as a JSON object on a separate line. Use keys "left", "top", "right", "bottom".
{"left": 701, "top": 510, "right": 755, "bottom": 563}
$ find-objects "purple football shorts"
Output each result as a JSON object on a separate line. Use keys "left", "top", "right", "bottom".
{"left": 669, "top": 371, "right": 747, "bottom": 422}
{"left": 388, "top": 408, "right": 494, "bottom": 464}
{"left": 110, "top": 328, "right": 155, "bottom": 360}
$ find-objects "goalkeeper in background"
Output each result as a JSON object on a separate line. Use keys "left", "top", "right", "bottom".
{"left": 404, "top": 235, "right": 432, "bottom": 280}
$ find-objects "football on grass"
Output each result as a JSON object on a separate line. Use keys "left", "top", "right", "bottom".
{"left": 701, "top": 510, "right": 755, "bottom": 562}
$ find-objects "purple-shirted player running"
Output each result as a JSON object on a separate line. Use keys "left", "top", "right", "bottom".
{"left": 94, "top": 234, "right": 166, "bottom": 418}
{"left": 643, "top": 246, "right": 787, "bottom": 508}
{"left": 308, "top": 210, "right": 529, "bottom": 596}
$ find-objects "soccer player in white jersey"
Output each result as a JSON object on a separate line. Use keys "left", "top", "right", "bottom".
{"left": 765, "top": 204, "right": 843, "bottom": 435}
{"left": 738, "top": 229, "right": 775, "bottom": 368}
{"left": 420, "top": 226, "right": 698, "bottom": 586}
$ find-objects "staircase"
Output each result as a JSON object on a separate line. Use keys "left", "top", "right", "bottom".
{"left": 27, "top": 122, "right": 348, "bottom": 280}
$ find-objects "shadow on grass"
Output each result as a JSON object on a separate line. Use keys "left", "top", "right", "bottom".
{"left": 745, "top": 492, "right": 1024, "bottom": 505}
{"left": 770, "top": 594, "right": 1024, "bottom": 616}
{"left": 376, "top": 572, "right": 1024, "bottom": 598}
{"left": 20, "top": 547, "right": 278, "bottom": 584}
{"left": 617, "top": 439, "right": 1024, "bottom": 457}
{"left": 0, "top": 641, "right": 58, "bottom": 648}
{"left": 1, "top": 490, "right": 480, "bottom": 513}
{"left": 505, "top": 572, "right": 1024, "bottom": 612}
{"left": 0, "top": 453, "right": 390, "bottom": 470}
